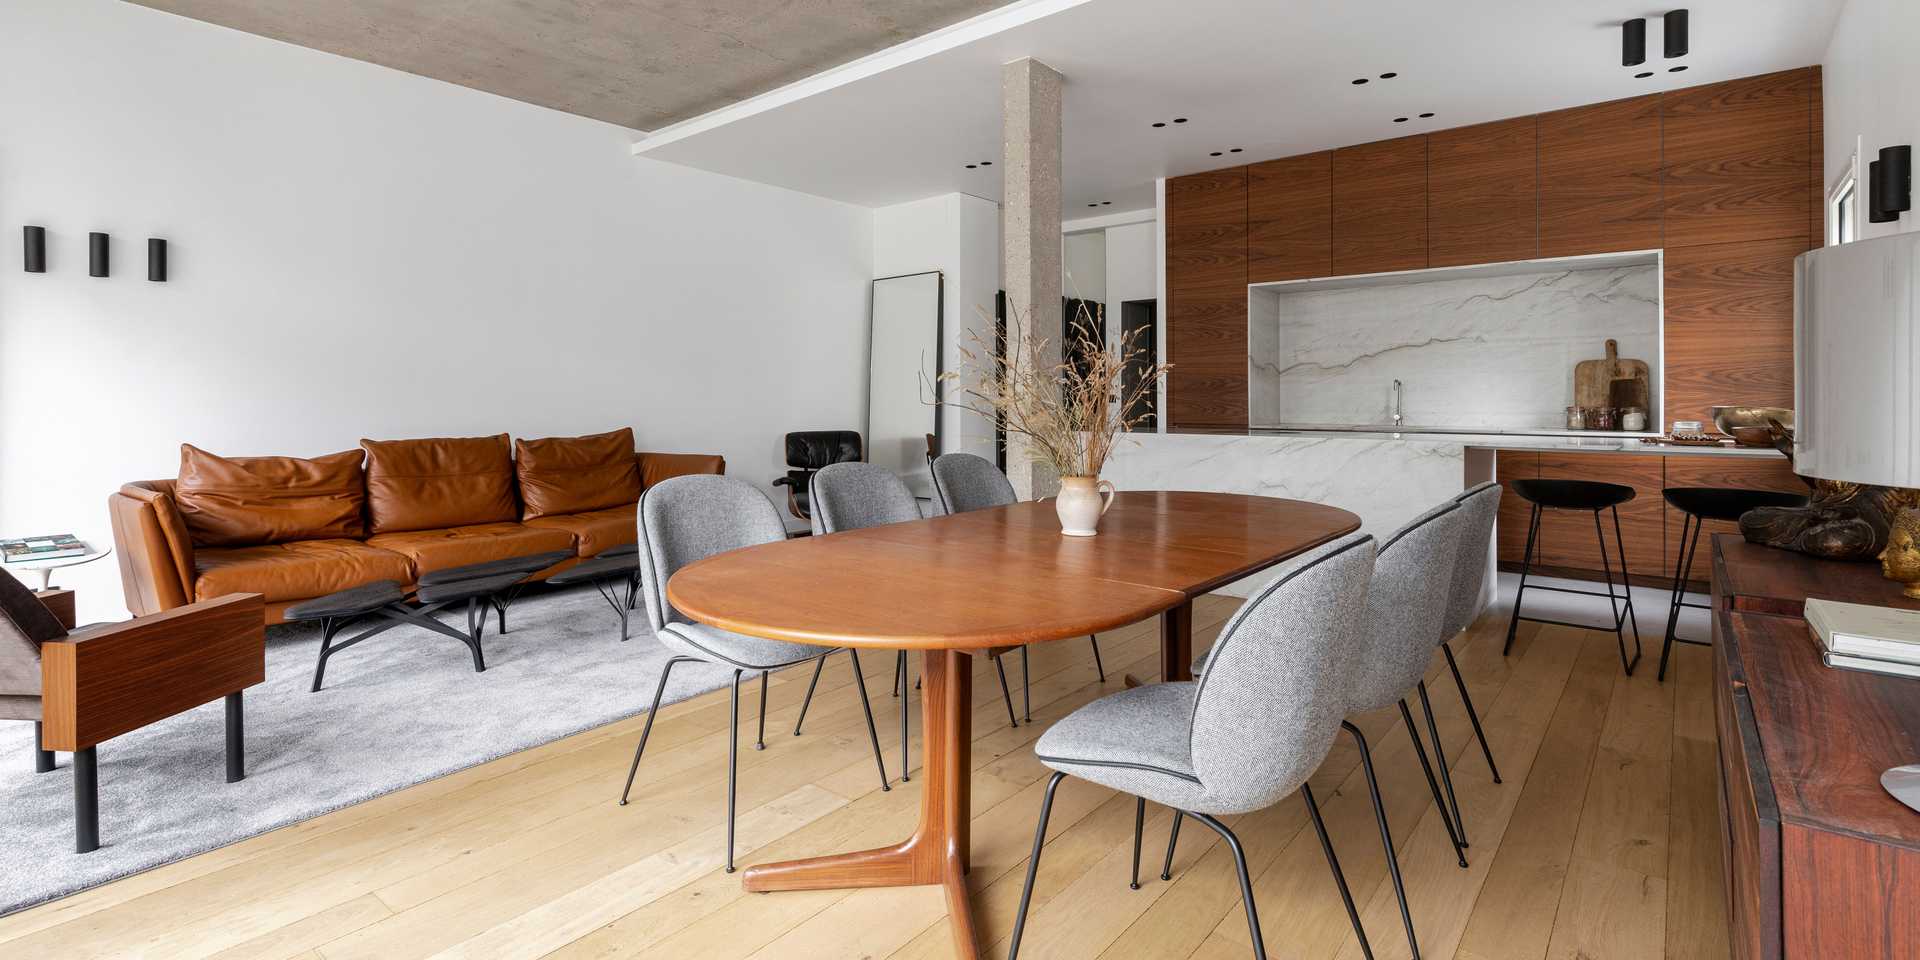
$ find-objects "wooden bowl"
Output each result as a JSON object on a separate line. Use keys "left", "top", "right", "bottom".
{"left": 1711, "top": 406, "right": 1794, "bottom": 447}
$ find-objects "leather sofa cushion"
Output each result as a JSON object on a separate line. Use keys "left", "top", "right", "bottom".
{"left": 366, "top": 523, "right": 575, "bottom": 577}
{"left": 515, "top": 428, "right": 640, "bottom": 519}
{"left": 194, "top": 539, "right": 414, "bottom": 603}
{"left": 175, "top": 444, "right": 367, "bottom": 547}
{"left": 362, "top": 435, "right": 517, "bottom": 534}
{"left": 637, "top": 452, "right": 727, "bottom": 488}
{"left": 524, "top": 504, "right": 637, "bottom": 558}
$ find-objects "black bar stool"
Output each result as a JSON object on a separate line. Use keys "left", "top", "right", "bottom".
{"left": 1657, "top": 486, "right": 1809, "bottom": 680}
{"left": 1503, "top": 478, "right": 1643, "bottom": 675}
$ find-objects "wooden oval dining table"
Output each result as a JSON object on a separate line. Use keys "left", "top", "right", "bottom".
{"left": 666, "top": 490, "right": 1361, "bottom": 959}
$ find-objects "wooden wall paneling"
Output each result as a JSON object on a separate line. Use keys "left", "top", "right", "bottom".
{"left": 1663, "top": 68, "right": 1814, "bottom": 250}
{"left": 1495, "top": 450, "right": 1540, "bottom": 565}
{"left": 1662, "top": 237, "right": 1802, "bottom": 429}
{"left": 1809, "top": 66, "right": 1825, "bottom": 250}
{"left": 1538, "top": 93, "right": 1663, "bottom": 258}
{"left": 1661, "top": 455, "right": 1807, "bottom": 585}
{"left": 1533, "top": 453, "right": 1667, "bottom": 579}
{"left": 1247, "top": 152, "right": 1332, "bottom": 282}
{"left": 1428, "top": 117, "right": 1539, "bottom": 267}
{"left": 1331, "top": 135, "right": 1428, "bottom": 275}
{"left": 1165, "top": 168, "right": 1249, "bottom": 428}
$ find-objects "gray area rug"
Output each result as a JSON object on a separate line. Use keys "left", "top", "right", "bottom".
{"left": 0, "top": 583, "right": 737, "bottom": 916}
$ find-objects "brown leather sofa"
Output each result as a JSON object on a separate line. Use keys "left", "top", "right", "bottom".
{"left": 108, "top": 429, "right": 723, "bottom": 624}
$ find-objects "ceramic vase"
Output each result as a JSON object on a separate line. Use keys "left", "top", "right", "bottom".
{"left": 1055, "top": 476, "right": 1116, "bottom": 536}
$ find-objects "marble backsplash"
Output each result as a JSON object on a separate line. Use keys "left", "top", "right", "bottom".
{"left": 1250, "top": 263, "right": 1660, "bottom": 431}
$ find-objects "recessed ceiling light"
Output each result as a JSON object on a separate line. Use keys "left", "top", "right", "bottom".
{"left": 1210, "top": 151, "right": 1223, "bottom": 157}
{"left": 1152, "top": 122, "right": 1166, "bottom": 128}
{"left": 1087, "top": 202, "right": 1099, "bottom": 207}
{"left": 981, "top": 161, "right": 992, "bottom": 166}
{"left": 1173, "top": 117, "right": 1189, "bottom": 123}
{"left": 1352, "top": 78, "right": 1370, "bottom": 85}
{"left": 965, "top": 164, "right": 976, "bottom": 169}
{"left": 1419, "top": 112, "right": 1435, "bottom": 118}
{"left": 1229, "top": 147, "right": 1243, "bottom": 153}
{"left": 1636, "top": 71, "right": 1654, "bottom": 78}
{"left": 1102, "top": 201, "right": 1112, "bottom": 205}
{"left": 1379, "top": 72, "right": 1398, "bottom": 79}
{"left": 1669, "top": 65, "right": 1688, "bottom": 73}
{"left": 1394, "top": 117, "right": 1409, "bottom": 123}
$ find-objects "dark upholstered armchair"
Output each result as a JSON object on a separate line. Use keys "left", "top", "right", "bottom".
{"left": 770, "top": 430, "right": 862, "bottom": 521}
{"left": 1, "top": 571, "right": 264, "bottom": 853}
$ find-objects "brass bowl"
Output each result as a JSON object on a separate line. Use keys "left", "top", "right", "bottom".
{"left": 1711, "top": 406, "right": 1794, "bottom": 447}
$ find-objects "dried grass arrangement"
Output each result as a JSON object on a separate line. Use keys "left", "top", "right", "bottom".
{"left": 936, "top": 299, "right": 1169, "bottom": 479}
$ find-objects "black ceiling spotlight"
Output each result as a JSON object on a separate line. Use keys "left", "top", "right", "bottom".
{"left": 89, "top": 232, "right": 109, "bottom": 278}
{"left": 1623, "top": 17, "right": 1647, "bottom": 67}
{"left": 1665, "top": 9, "right": 1689, "bottom": 59}
{"left": 23, "top": 226, "right": 46, "bottom": 273}
{"left": 1869, "top": 145, "right": 1912, "bottom": 224}
{"left": 981, "top": 161, "right": 992, "bottom": 166}
{"left": 148, "top": 238, "right": 167, "bottom": 282}
{"left": 1209, "top": 151, "right": 1223, "bottom": 157}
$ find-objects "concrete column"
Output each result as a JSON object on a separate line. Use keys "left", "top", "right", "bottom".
{"left": 1002, "top": 57, "right": 1064, "bottom": 499}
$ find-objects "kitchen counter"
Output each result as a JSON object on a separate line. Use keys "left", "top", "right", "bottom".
{"left": 1212, "top": 427, "right": 1789, "bottom": 459}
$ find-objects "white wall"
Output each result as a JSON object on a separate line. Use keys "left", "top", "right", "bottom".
{"left": 1823, "top": 0, "right": 1920, "bottom": 240}
{"left": 872, "top": 193, "right": 1001, "bottom": 460}
{"left": 0, "top": 0, "right": 875, "bottom": 621}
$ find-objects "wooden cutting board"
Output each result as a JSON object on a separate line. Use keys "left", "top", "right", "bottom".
{"left": 1574, "top": 339, "right": 1651, "bottom": 408}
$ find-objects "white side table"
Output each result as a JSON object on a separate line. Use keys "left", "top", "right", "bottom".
{"left": 5, "top": 544, "right": 111, "bottom": 591}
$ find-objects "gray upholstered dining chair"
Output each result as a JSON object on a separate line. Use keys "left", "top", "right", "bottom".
{"left": 617, "top": 474, "right": 891, "bottom": 873}
{"left": 1008, "top": 533, "right": 1380, "bottom": 960}
{"left": 930, "top": 453, "right": 1108, "bottom": 717}
{"left": 791, "top": 460, "right": 1026, "bottom": 783}
{"left": 1165, "top": 499, "right": 1470, "bottom": 960}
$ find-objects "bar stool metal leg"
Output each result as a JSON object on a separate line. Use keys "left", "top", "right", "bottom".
{"left": 1602, "top": 506, "right": 1643, "bottom": 675}
{"left": 1659, "top": 511, "right": 1704, "bottom": 682}
{"left": 1503, "top": 503, "right": 1542, "bottom": 656}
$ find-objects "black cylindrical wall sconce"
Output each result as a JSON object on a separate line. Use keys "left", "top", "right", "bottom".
{"left": 1622, "top": 18, "right": 1646, "bottom": 67}
{"left": 1664, "top": 9, "right": 1689, "bottom": 59}
{"left": 24, "top": 226, "right": 46, "bottom": 273}
{"left": 89, "top": 232, "right": 109, "bottom": 277}
{"left": 148, "top": 238, "right": 168, "bottom": 282}
{"left": 1870, "top": 145, "right": 1912, "bottom": 224}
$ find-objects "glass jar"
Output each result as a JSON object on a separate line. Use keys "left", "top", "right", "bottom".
{"left": 1622, "top": 407, "right": 1648, "bottom": 432}
{"left": 1566, "top": 405, "right": 1587, "bottom": 430}
{"left": 1590, "top": 406, "right": 1620, "bottom": 431}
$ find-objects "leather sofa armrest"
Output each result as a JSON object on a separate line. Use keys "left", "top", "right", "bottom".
{"left": 40, "top": 593, "right": 263, "bottom": 751}
{"left": 635, "top": 452, "right": 726, "bottom": 488}
{"left": 108, "top": 482, "right": 197, "bottom": 616}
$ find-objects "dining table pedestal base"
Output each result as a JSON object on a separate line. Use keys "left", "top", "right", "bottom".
{"left": 742, "top": 649, "right": 979, "bottom": 957}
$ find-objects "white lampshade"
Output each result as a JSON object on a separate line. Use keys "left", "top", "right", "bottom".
{"left": 1794, "top": 232, "right": 1920, "bottom": 487}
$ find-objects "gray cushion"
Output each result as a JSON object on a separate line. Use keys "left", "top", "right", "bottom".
{"left": 1349, "top": 500, "right": 1467, "bottom": 712}
{"left": 657, "top": 621, "right": 822, "bottom": 672}
{"left": 930, "top": 453, "right": 1017, "bottom": 514}
{"left": 636, "top": 475, "right": 788, "bottom": 633}
{"left": 1035, "top": 682, "right": 1206, "bottom": 808}
{"left": 810, "top": 462, "right": 919, "bottom": 533}
{"left": 283, "top": 580, "right": 407, "bottom": 620}
{"left": 0, "top": 572, "right": 68, "bottom": 700}
{"left": 1441, "top": 482, "right": 1501, "bottom": 642}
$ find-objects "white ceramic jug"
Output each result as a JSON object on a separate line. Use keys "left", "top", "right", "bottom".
{"left": 1055, "top": 476, "right": 1116, "bottom": 536}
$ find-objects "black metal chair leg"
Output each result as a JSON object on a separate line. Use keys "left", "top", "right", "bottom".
{"left": 1008, "top": 771, "right": 1067, "bottom": 960}
{"left": 1346, "top": 721, "right": 1422, "bottom": 960}
{"left": 1089, "top": 635, "right": 1106, "bottom": 683}
{"left": 1161, "top": 810, "right": 1183, "bottom": 881}
{"left": 892, "top": 650, "right": 902, "bottom": 698}
{"left": 225, "top": 691, "right": 245, "bottom": 783}
{"left": 464, "top": 598, "right": 488, "bottom": 673}
{"left": 619, "top": 656, "right": 693, "bottom": 805}
{"left": 33, "top": 721, "right": 54, "bottom": 773}
{"left": 994, "top": 654, "right": 1019, "bottom": 728}
{"left": 1503, "top": 504, "right": 1541, "bottom": 656}
{"left": 310, "top": 616, "right": 342, "bottom": 693}
{"left": 725, "top": 670, "right": 742, "bottom": 873}
{"left": 1129, "top": 797, "right": 1145, "bottom": 890}
{"left": 1021, "top": 645, "right": 1032, "bottom": 723}
{"left": 1187, "top": 813, "right": 1267, "bottom": 960}
{"left": 1302, "top": 783, "right": 1374, "bottom": 960}
{"left": 1660, "top": 513, "right": 1706, "bottom": 682}
{"left": 1417, "top": 682, "right": 1467, "bottom": 849}
{"left": 793, "top": 654, "right": 828, "bottom": 736}
{"left": 844, "top": 649, "right": 890, "bottom": 792}
{"left": 1399, "top": 701, "right": 1468, "bottom": 866}
{"left": 755, "top": 670, "right": 769, "bottom": 751}
{"left": 897, "top": 650, "right": 911, "bottom": 782}
{"left": 1443, "top": 642, "right": 1501, "bottom": 783}
{"left": 74, "top": 746, "right": 98, "bottom": 854}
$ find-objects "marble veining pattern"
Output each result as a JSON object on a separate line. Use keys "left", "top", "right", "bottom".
{"left": 1251, "top": 264, "right": 1660, "bottom": 431}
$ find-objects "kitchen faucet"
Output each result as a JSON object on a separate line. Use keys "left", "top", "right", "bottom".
{"left": 1391, "top": 379, "right": 1403, "bottom": 427}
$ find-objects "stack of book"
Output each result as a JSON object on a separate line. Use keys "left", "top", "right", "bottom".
{"left": 1, "top": 534, "right": 87, "bottom": 564}
{"left": 1806, "top": 598, "right": 1920, "bottom": 679}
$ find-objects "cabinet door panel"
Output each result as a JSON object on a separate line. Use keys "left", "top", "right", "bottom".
{"left": 1166, "top": 168, "right": 1249, "bottom": 428}
{"left": 1538, "top": 94, "right": 1662, "bottom": 258}
{"left": 1663, "top": 69, "right": 1813, "bottom": 249}
{"left": 1663, "top": 237, "right": 1801, "bottom": 430}
{"left": 1332, "top": 135, "right": 1428, "bottom": 275}
{"left": 1429, "top": 117, "right": 1538, "bottom": 267}
{"left": 1534, "top": 453, "right": 1666, "bottom": 580}
{"left": 1248, "top": 152, "right": 1332, "bottom": 282}
{"left": 1495, "top": 450, "right": 1540, "bottom": 566}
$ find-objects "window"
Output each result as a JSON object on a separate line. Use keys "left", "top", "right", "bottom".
{"left": 1829, "top": 141, "right": 1862, "bottom": 246}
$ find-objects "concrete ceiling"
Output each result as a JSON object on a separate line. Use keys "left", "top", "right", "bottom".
{"left": 633, "top": 0, "right": 1848, "bottom": 212}
{"left": 125, "top": 0, "right": 1013, "bottom": 131}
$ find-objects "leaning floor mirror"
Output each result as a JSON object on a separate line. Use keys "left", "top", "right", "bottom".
{"left": 868, "top": 270, "right": 943, "bottom": 499}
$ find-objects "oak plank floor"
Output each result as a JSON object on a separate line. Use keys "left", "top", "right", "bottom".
{"left": 0, "top": 596, "right": 1728, "bottom": 960}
